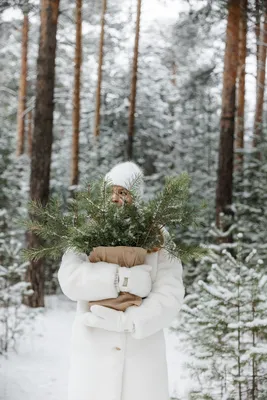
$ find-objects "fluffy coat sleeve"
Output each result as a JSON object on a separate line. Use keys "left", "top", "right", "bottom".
{"left": 57, "top": 249, "right": 119, "bottom": 302}
{"left": 124, "top": 249, "right": 185, "bottom": 339}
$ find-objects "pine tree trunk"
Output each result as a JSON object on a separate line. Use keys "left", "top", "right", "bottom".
{"left": 127, "top": 0, "right": 142, "bottom": 160}
{"left": 255, "top": 0, "right": 261, "bottom": 81}
{"left": 235, "top": 0, "right": 247, "bottom": 170}
{"left": 93, "top": 0, "right": 107, "bottom": 139}
{"left": 253, "top": 11, "right": 267, "bottom": 152}
{"left": 25, "top": 0, "right": 60, "bottom": 308}
{"left": 27, "top": 109, "right": 33, "bottom": 157}
{"left": 71, "top": 0, "right": 82, "bottom": 186}
{"left": 215, "top": 0, "right": 241, "bottom": 230}
{"left": 237, "top": 272, "right": 242, "bottom": 400}
{"left": 252, "top": 301, "right": 257, "bottom": 400}
{"left": 16, "top": 12, "right": 29, "bottom": 156}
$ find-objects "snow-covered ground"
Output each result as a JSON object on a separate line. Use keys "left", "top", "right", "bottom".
{"left": 0, "top": 295, "right": 191, "bottom": 400}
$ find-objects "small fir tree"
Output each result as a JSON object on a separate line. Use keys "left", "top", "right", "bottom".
{"left": 172, "top": 233, "right": 267, "bottom": 399}
{"left": 0, "top": 210, "right": 37, "bottom": 354}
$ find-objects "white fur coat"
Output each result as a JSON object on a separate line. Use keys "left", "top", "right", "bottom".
{"left": 58, "top": 249, "right": 184, "bottom": 400}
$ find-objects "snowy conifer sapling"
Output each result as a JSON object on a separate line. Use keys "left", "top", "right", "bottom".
{"left": 174, "top": 233, "right": 267, "bottom": 399}
{"left": 0, "top": 210, "right": 36, "bottom": 354}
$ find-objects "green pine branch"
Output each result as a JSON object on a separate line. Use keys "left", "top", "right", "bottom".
{"left": 21, "top": 173, "right": 207, "bottom": 264}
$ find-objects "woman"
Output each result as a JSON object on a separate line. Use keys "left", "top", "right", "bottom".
{"left": 58, "top": 161, "right": 185, "bottom": 400}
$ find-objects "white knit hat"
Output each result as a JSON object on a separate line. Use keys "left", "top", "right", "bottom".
{"left": 105, "top": 161, "right": 144, "bottom": 197}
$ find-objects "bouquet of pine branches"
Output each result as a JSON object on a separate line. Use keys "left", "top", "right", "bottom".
{"left": 22, "top": 172, "right": 207, "bottom": 264}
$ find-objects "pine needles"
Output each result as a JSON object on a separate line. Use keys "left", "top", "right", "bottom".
{"left": 21, "top": 173, "right": 208, "bottom": 263}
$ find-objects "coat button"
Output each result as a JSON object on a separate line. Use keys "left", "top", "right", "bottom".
{"left": 115, "top": 346, "right": 121, "bottom": 351}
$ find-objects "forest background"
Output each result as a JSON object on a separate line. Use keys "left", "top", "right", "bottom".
{"left": 1, "top": 0, "right": 267, "bottom": 399}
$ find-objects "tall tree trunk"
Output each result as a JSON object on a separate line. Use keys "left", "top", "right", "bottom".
{"left": 27, "top": 109, "right": 33, "bottom": 157}
{"left": 235, "top": 0, "right": 247, "bottom": 170}
{"left": 71, "top": 0, "right": 82, "bottom": 186}
{"left": 255, "top": 0, "right": 261, "bottom": 82}
{"left": 127, "top": 0, "right": 142, "bottom": 160}
{"left": 215, "top": 0, "right": 241, "bottom": 230}
{"left": 25, "top": 0, "right": 60, "bottom": 308}
{"left": 251, "top": 301, "right": 257, "bottom": 400}
{"left": 253, "top": 11, "right": 267, "bottom": 152}
{"left": 16, "top": 11, "right": 29, "bottom": 156}
{"left": 93, "top": 0, "right": 107, "bottom": 139}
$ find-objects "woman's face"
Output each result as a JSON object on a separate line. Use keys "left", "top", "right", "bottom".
{"left": 112, "top": 185, "right": 132, "bottom": 206}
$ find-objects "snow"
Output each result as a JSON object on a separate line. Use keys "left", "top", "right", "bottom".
{"left": 0, "top": 295, "right": 74, "bottom": 400}
{"left": 0, "top": 295, "right": 191, "bottom": 400}
{"left": 1, "top": 9, "right": 23, "bottom": 21}
{"left": 166, "top": 330, "right": 192, "bottom": 400}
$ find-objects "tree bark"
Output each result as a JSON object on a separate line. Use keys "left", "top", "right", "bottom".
{"left": 255, "top": 0, "right": 261, "bottom": 82}
{"left": 235, "top": 0, "right": 247, "bottom": 170}
{"left": 93, "top": 0, "right": 107, "bottom": 139}
{"left": 16, "top": 12, "right": 29, "bottom": 156}
{"left": 127, "top": 0, "right": 142, "bottom": 160}
{"left": 253, "top": 11, "right": 267, "bottom": 152}
{"left": 71, "top": 0, "right": 82, "bottom": 186}
{"left": 251, "top": 301, "right": 257, "bottom": 400}
{"left": 215, "top": 0, "right": 241, "bottom": 230}
{"left": 25, "top": 0, "right": 60, "bottom": 308}
{"left": 27, "top": 109, "right": 33, "bottom": 157}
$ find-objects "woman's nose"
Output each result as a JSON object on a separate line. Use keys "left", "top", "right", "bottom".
{"left": 112, "top": 193, "right": 120, "bottom": 203}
